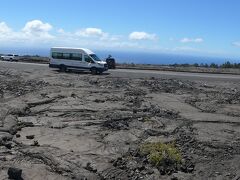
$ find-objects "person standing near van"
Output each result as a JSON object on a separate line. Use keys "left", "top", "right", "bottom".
{"left": 106, "top": 55, "right": 116, "bottom": 69}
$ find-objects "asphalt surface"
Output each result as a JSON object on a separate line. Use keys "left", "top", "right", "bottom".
{"left": 1, "top": 61, "right": 240, "bottom": 82}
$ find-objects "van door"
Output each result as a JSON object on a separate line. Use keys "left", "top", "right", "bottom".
{"left": 83, "top": 55, "right": 94, "bottom": 69}
{"left": 71, "top": 53, "right": 83, "bottom": 69}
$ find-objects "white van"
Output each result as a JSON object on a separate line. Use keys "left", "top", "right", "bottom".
{"left": 49, "top": 47, "right": 108, "bottom": 74}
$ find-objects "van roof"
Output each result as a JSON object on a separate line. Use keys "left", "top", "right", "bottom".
{"left": 51, "top": 47, "right": 94, "bottom": 54}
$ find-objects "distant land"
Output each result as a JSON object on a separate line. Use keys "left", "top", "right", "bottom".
{"left": 0, "top": 47, "right": 239, "bottom": 65}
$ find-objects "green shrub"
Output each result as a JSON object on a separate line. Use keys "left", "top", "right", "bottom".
{"left": 140, "top": 142, "right": 182, "bottom": 166}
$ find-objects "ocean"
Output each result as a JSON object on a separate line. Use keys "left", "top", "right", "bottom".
{"left": 0, "top": 47, "right": 239, "bottom": 65}
{"left": 95, "top": 50, "right": 238, "bottom": 65}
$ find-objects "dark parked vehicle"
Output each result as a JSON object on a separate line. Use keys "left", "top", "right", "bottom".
{"left": 106, "top": 55, "right": 116, "bottom": 69}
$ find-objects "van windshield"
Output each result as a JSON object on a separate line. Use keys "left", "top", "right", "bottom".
{"left": 90, "top": 54, "right": 101, "bottom": 62}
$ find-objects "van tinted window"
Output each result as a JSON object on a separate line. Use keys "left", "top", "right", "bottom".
{"left": 52, "top": 52, "right": 82, "bottom": 60}
{"left": 63, "top": 53, "right": 70, "bottom": 59}
{"left": 90, "top": 54, "right": 101, "bottom": 61}
{"left": 84, "top": 55, "right": 93, "bottom": 63}
{"left": 71, "top": 53, "right": 82, "bottom": 61}
{"left": 52, "top": 52, "right": 63, "bottom": 59}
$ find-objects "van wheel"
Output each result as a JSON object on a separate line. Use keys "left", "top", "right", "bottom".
{"left": 59, "top": 65, "right": 67, "bottom": 72}
{"left": 91, "top": 67, "right": 97, "bottom": 75}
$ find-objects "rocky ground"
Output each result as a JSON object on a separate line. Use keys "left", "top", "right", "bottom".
{"left": 0, "top": 67, "right": 240, "bottom": 180}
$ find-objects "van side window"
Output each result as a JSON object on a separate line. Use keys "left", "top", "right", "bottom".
{"left": 71, "top": 53, "right": 82, "bottom": 61}
{"left": 84, "top": 55, "right": 93, "bottom": 63}
{"left": 63, "top": 53, "right": 70, "bottom": 59}
{"left": 52, "top": 52, "right": 63, "bottom": 59}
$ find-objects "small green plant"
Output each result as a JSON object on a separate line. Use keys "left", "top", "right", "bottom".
{"left": 142, "top": 117, "right": 151, "bottom": 122}
{"left": 140, "top": 142, "right": 182, "bottom": 166}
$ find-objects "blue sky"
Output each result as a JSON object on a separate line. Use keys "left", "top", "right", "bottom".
{"left": 0, "top": 0, "right": 240, "bottom": 58}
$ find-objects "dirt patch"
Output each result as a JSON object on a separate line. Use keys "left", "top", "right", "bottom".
{"left": 0, "top": 69, "right": 48, "bottom": 99}
{"left": 185, "top": 84, "right": 240, "bottom": 116}
{"left": 139, "top": 78, "right": 195, "bottom": 94}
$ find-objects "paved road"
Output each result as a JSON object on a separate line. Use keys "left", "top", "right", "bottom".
{"left": 111, "top": 68, "right": 240, "bottom": 82}
{"left": 1, "top": 61, "right": 240, "bottom": 82}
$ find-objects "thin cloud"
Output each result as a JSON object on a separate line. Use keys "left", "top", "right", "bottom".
{"left": 0, "top": 22, "right": 12, "bottom": 34}
{"left": 173, "top": 46, "right": 200, "bottom": 52}
{"left": 180, "top": 37, "right": 204, "bottom": 43}
{"left": 232, "top": 41, "right": 240, "bottom": 47}
{"left": 57, "top": 28, "right": 65, "bottom": 34}
{"left": 129, "top": 31, "right": 157, "bottom": 40}
{"left": 76, "top": 28, "right": 107, "bottom": 37}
